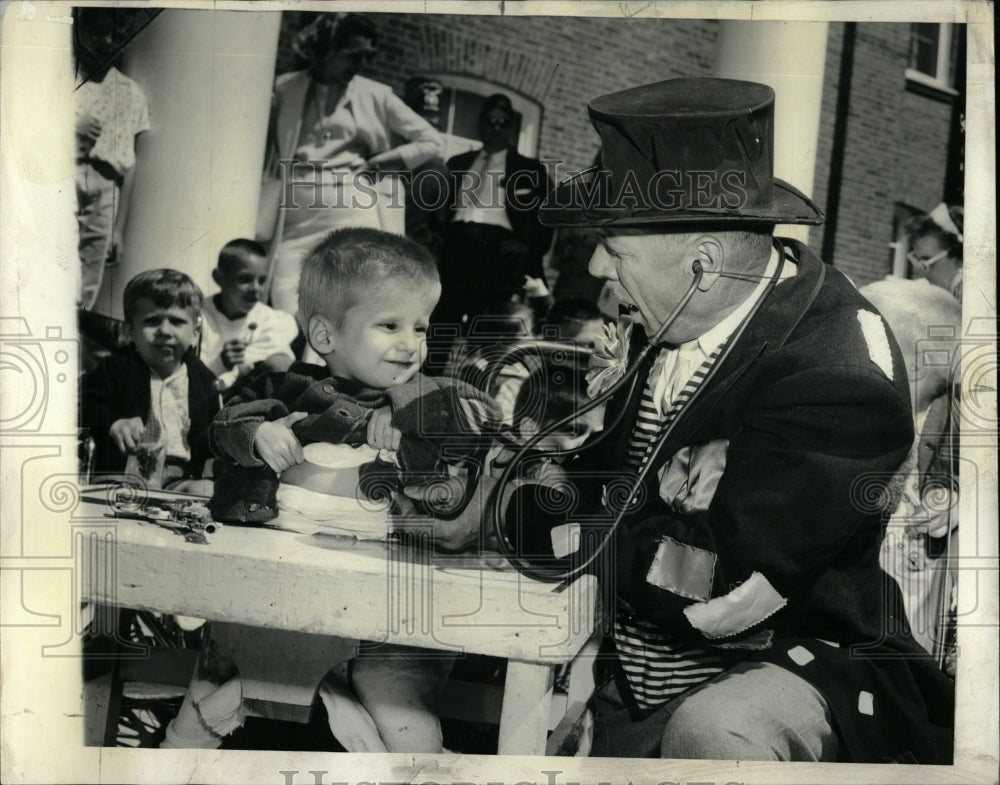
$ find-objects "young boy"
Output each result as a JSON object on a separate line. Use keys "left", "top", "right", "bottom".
{"left": 199, "top": 239, "right": 298, "bottom": 393}
{"left": 176, "top": 227, "right": 500, "bottom": 753}
{"left": 208, "top": 228, "right": 500, "bottom": 525}
{"left": 80, "top": 269, "right": 220, "bottom": 492}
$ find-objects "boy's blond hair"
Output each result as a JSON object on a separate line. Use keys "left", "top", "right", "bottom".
{"left": 297, "top": 227, "right": 438, "bottom": 329}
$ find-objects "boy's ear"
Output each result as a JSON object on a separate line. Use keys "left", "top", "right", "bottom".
{"left": 307, "top": 314, "right": 335, "bottom": 356}
{"left": 211, "top": 268, "right": 224, "bottom": 288}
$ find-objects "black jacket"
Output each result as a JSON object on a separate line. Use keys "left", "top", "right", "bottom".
{"left": 446, "top": 145, "right": 554, "bottom": 271}
{"left": 80, "top": 347, "right": 220, "bottom": 478}
{"left": 513, "top": 240, "right": 953, "bottom": 763}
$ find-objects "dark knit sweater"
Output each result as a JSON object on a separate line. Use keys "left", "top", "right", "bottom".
{"left": 208, "top": 362, "right": 500, "bottom": 523}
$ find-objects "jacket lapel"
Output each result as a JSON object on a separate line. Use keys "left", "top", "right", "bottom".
{"left": 642, "top": 241, "right": 826, "bottom": 473}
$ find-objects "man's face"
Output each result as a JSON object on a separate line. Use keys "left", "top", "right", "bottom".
{"left": 479, "top": 106, "right": 513, "bottom": 152}
{"left": 126, "top": 299, "right": 199, "bottom": 378}
{"left": 588, "top": 229, "right": 701, "bottom": 343}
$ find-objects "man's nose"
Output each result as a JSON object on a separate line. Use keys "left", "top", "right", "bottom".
{"left": 588, "top": 247, "right": 614, "bottom": 279}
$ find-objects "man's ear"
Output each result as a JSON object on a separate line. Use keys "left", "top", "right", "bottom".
{"left": 693, "top": 235, "right": 725, "bottom": 292}
{"left": 211, "top": 268, "right": 224, "bottom": 288}
{"left": 307, "top": 313, "right": 335, "bottom": 356}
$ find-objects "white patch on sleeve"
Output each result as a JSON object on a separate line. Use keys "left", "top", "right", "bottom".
{"left": 683, "top": 571, "right": 787, "bottom": 639}
{"left": 787, "top": 645, "right": 815, "bottom": 666}
{"left": 550, "top": 523, "right": 581, "bottom": 559}
{"left": 858, "top": 691, "right": 875, "bottom": 716}
{"left": 856, "top": 309, "right": 894, "bottom": 380}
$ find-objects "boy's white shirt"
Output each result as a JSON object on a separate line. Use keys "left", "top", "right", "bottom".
{"left": 200, "top": 298, "right": 298, "bottom": 387}
{"left": 149, "top": 362, "right": 190, "bottom": 460}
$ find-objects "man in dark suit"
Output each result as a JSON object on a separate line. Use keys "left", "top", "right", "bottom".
{"left": 435, "top": 93, "right": 553, "bottom": 330}
{"left": 421, "top": 78, "right": 955, "bottom": 763}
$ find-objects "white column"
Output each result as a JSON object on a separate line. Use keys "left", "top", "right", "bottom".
{"left": 0, "top": 4, "right": 79, "bottom": 335}
{"left": 715, "top": 21, "right": 829, "bottom": 243}
{"left": 97, "top": 9, "right": 280, "bottom": 318}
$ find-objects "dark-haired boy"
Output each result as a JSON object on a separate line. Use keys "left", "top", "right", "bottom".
{"left": 80, "top": 268, "right": 220, "bottom": 491}
{"left": 200, "top": 239, "right": 298, "bottom": 392}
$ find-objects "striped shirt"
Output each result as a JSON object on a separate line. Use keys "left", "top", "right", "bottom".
{"left": 613, "top": 246, "right": 793, "bottom": 710}
{"left": 615, "top": 346, "right": 729, "bottom": 708}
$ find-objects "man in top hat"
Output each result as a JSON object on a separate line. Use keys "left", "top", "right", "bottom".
{"left": 435, "top": 93, "right": 554, "bottom": 330}
{"left": 492, "top": 78, "right": 954, "bottom": 762}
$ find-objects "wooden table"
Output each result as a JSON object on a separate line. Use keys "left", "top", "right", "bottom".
{"left": 77, "top": 486, "right": 598, "bottom": 754}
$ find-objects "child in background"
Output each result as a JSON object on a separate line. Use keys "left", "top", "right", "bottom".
{"left": 199, "top": 239, "right": 298, "bottom": 393}
{"left": 487, "top": 353, "right": 606, "bottom": 560}
{"left": 165, "top": 227, "right": 500, "bottom": 753}
{"left": 543, "top": 297, "right": 607, "bottom": 348}
{"left": 80, "top": 269, "right": 219, "bottom": 493}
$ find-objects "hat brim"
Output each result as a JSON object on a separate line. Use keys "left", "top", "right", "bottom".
{"left": 539, "top": 167, "right": 824, "bottom": 228}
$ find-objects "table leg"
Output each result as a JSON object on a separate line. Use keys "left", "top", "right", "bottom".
{"left": 497, "top": 660, "right": 555, "bottom": 755}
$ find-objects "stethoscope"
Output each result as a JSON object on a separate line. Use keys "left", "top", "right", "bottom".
{"left": 487, "top": 243, "right": 788, "bottom": 584}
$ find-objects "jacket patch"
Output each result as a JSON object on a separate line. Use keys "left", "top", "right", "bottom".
{"left": 787, "top": 645, "right": 815, "bottom": 666}
{"left": 856, "top": 309, "right": 894, "bottom": 381}
{"left": 657, "top": 440, "right": 729, "bottom": 514}
{"left": 645, "top": 536, "right": 717, "bottom": 601}
{"left": 550, "top": 523, "right": 581, "bottom": 559}
{"left": 683, "top": 570, "right": 787, "bottom": 639}
{"left": 858, "top": 690, "right": 875, "bottom": 716}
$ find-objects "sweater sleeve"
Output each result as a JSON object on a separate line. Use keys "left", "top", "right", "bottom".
{"left": 387, "top": 375, "right": 501, "bottom": 440}
{"left": 208, "top": 370, "right": 304, "bottom": 466}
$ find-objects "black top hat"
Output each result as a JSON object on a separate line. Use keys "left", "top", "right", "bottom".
{"left": 540, "top": 78, "right": 823, "bottom": 228}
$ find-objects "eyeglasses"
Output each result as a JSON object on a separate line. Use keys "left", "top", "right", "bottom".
{"left": 483, "top": 116, "right": 511, "bottom": 129}
{"left": 906, "top": 248, "right": 950, "bottom": 273}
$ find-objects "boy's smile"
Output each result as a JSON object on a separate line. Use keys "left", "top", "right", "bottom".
{"left": 126, "top": 298, "right": 198, "bottom": 378}
{"left": 324, "top": 276, "right": 440, "bottom": 389}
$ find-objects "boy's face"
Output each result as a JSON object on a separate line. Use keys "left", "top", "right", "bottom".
{"left": 214, "top": 254, "right": 267, "bottom": 318}
{"left": 534, "top": 403, "right": 607, "bottom": 453}
{"left": 325, "top": 275, "right": 440, "bottom": 389}
{"left": 126, "top": 298, "right": 199, "bottom": 377}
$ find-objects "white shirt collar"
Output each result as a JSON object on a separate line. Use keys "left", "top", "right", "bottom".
{"left": 689, "top": 243, "right": 791, "bottom": 358}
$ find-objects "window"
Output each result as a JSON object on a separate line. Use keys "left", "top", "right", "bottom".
{"left": 410, "top": 74, "right": 542, "bottom": 160}
{"left": 906, "top": 23, "right": 960, "bottom": 93}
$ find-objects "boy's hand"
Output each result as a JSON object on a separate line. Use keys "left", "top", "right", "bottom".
{"left": 366, "top": 406, "right": 402, "bottom": 452}
{"left": 220, "top": 339, "right": 247, "bottom": 370}
{"left": 109, "top": 417, "right": 145, "bottom": 454}
{"left": 253, "top": 412, "right": 308, "bottom": 474}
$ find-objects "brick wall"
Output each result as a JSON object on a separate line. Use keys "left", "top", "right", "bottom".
{"left": 277, "top": 11, "right": 717, "bottom": 173}
{"left": 276, "top": 13, "right": 958, "bottom": 286}
{"left": 809, "top": 22, "right": 958, "bottom": 285}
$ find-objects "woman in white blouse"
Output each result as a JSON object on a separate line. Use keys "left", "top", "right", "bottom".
{"left": 266, "top": 13, "right": 442, "bottom": 316}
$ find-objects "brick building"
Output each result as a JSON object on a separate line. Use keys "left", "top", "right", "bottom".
{"left": 276, "top": 12, "right": 964, "bottom": 288}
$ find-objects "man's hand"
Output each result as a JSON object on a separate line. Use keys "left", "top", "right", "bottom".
{"left": 109, "top": 417, "right": 145, "bottom": 454}
{"left": 220, "top": 339, "right": 247, "bottom": 370}
{"left": 401, "top": 472, "right": 499, "bottom": 552}
{"left": 253, "top": 412, "right": 308, "bottom": 474}
{"left": 366, "top": 406, "right": 402, "bottom": 452}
